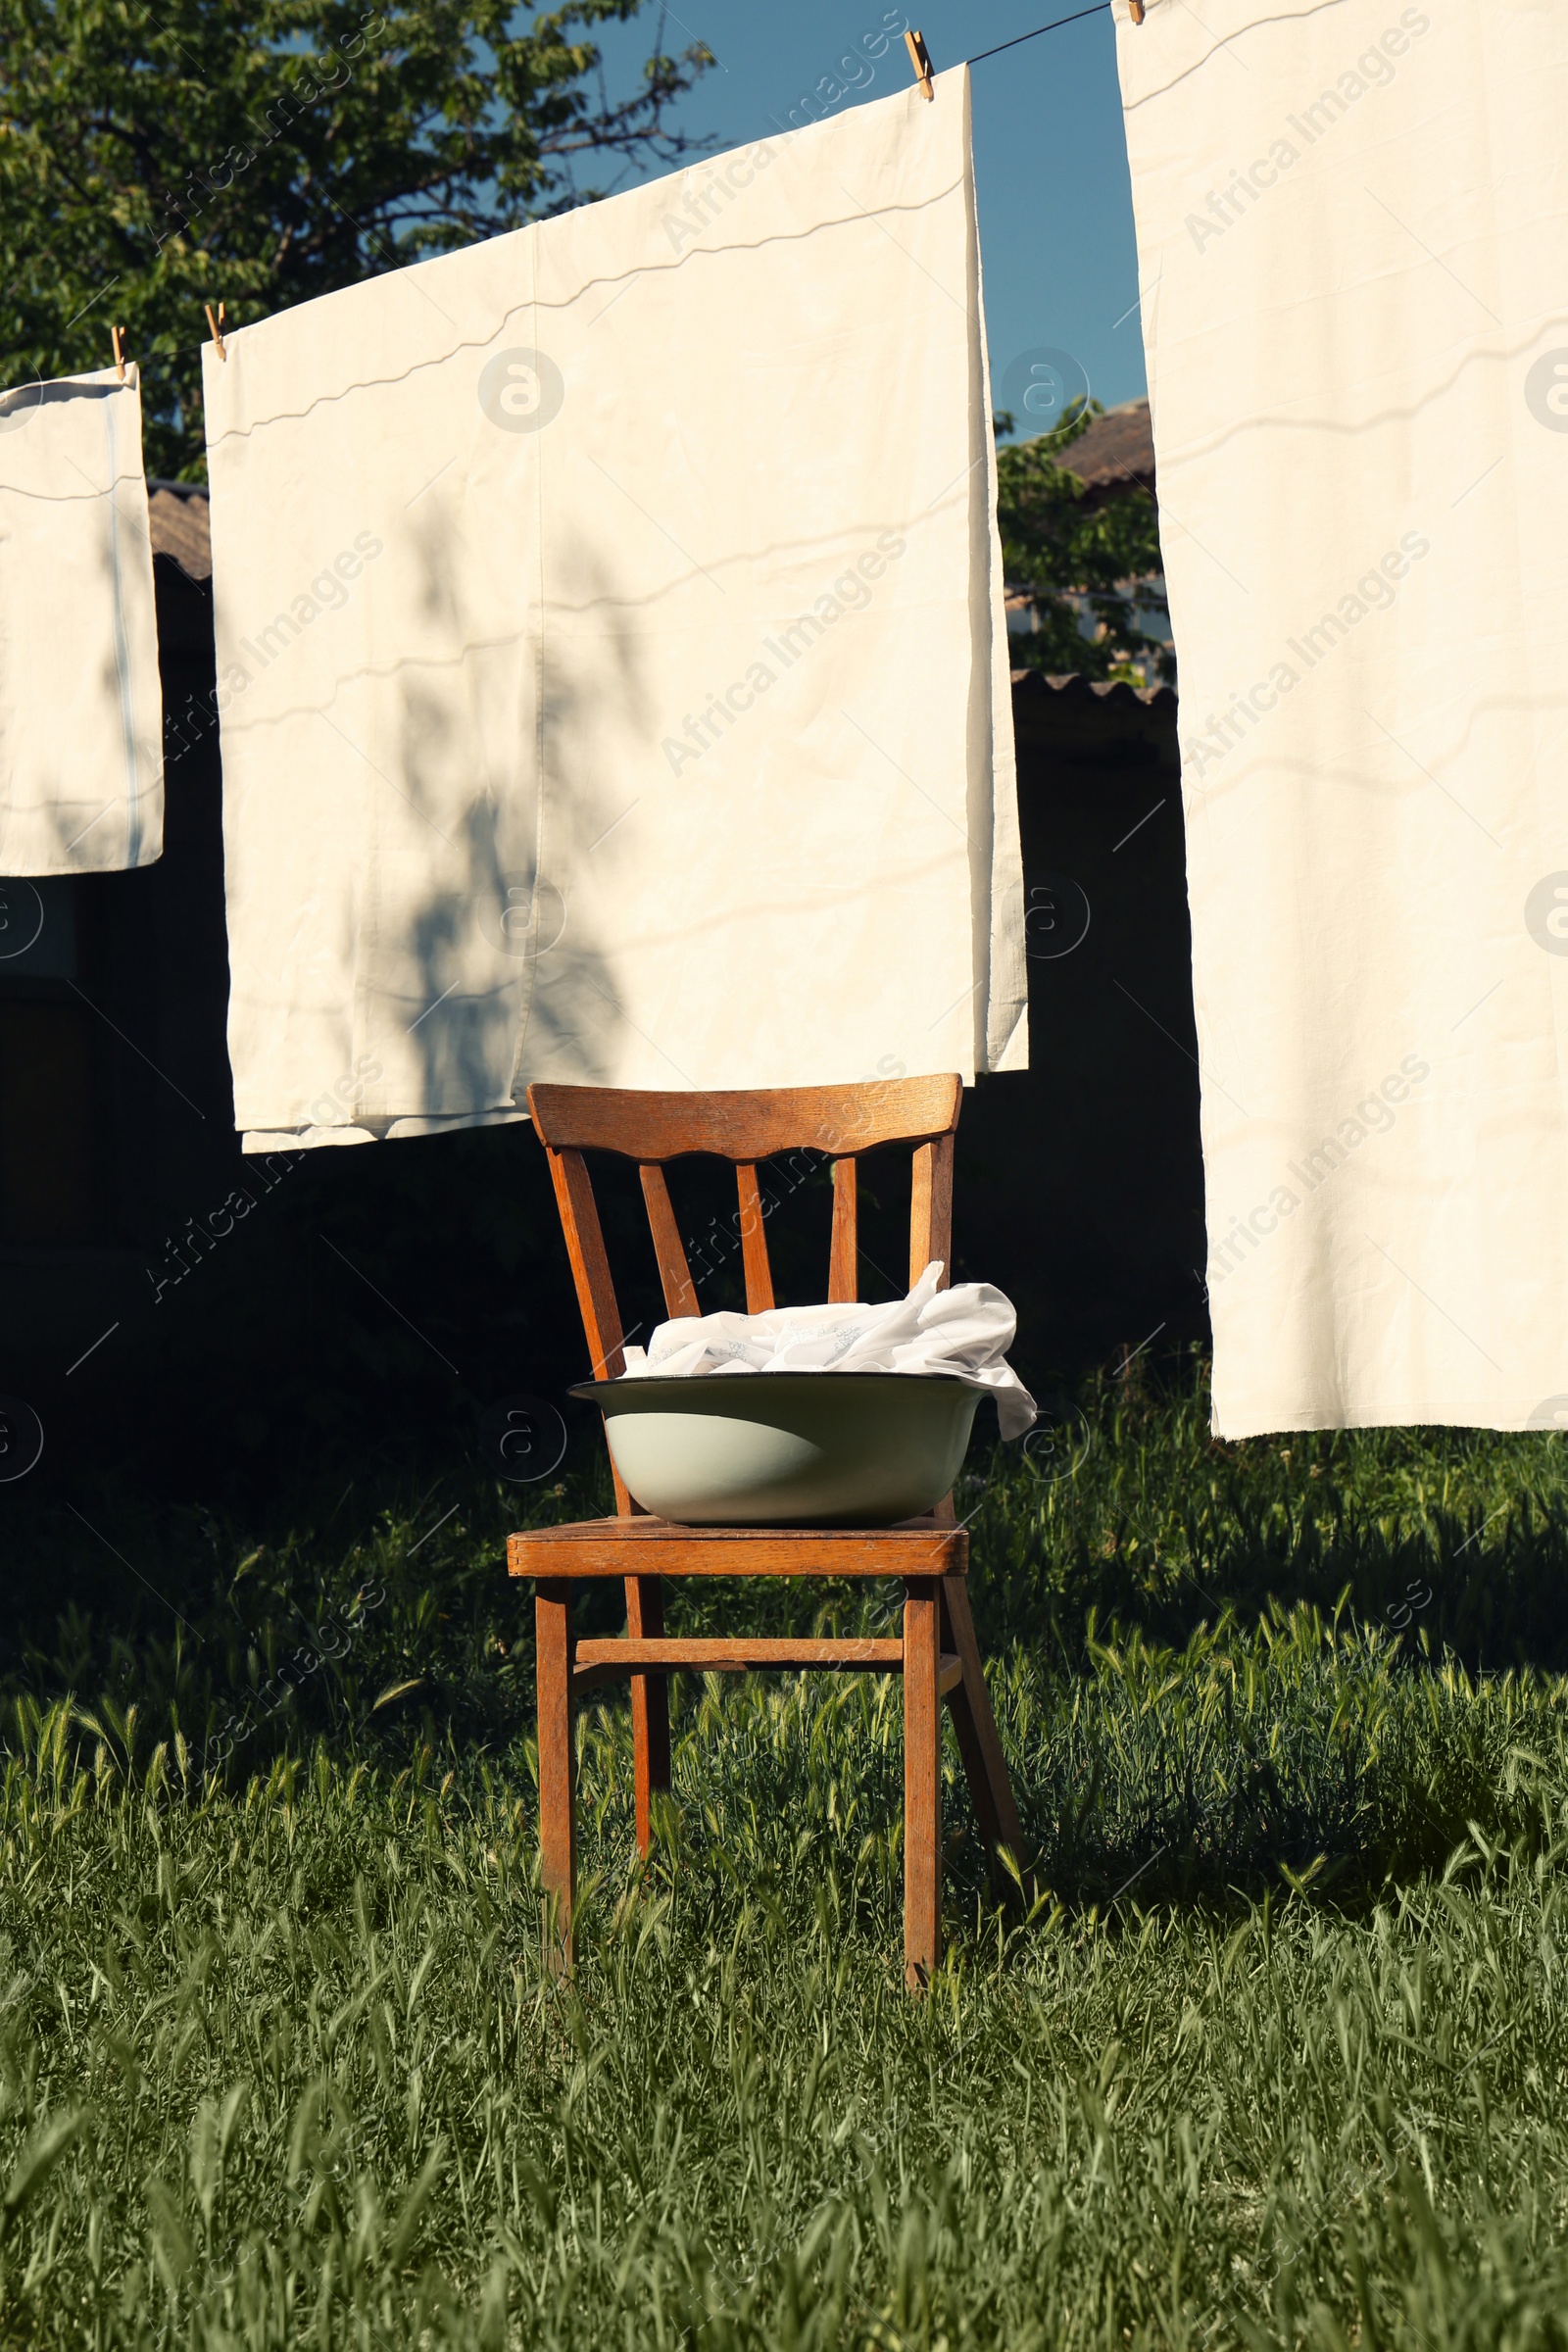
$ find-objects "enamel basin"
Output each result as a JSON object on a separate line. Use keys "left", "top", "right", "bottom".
{"left": 569, "top": 1371, "right": 981, "bottom": 1526}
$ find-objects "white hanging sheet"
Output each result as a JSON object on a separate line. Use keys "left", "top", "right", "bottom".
{"left": 203, "top": 66, "right": 1026, "bottom": 1153}
{"left": 621, "top": 1259, "right": 1038, "bottom": 1439}
{"left": 0, "top": 365, "right": 162, "bottom": 876}
{"left": 1114, "top": 0, "right": 1568, "bottom": 1433}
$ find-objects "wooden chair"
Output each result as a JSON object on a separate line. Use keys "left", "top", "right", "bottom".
{"left": 507, "top": 1073, "right": 1025, "bottom": 1989}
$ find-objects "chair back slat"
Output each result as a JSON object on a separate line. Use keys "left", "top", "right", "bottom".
{"left": 909, "top": 1134, "right": 955, "bottom": 1291}
{"left": 639, "top": 1166, "right": 699, "bottom": 1319}
{"left": 544, "top": 1145, "right": 641, "bottom": 1516}
{"left": 528, "top": 1075, "right": 959, "bottom": 1163}
{"left": 828, "top": 1159, "right": 858, "bottom": 1302}
{"left": 547, "top": 1148, "right": 625, "bottom": 1375}
{"left": 736, "top": 1166, "right": 775, "bottom": 1311}
{"left": 531, "top": 1084, "right": 961, "bottom": 1460}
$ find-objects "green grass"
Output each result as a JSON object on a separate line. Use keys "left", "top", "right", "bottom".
{"left": 4, "top": 1360, "right": 1568, "bottom": 2346}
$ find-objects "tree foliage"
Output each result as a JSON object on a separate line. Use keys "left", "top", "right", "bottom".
{"left": 0, "top": 0, "right": 713, "bottom": 475}
{"left": 996, "top": 402, "right": 1173, "bottom": 686}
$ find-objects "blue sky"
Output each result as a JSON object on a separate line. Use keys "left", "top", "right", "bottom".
{"left": 590, "top": 3, "right": 1150, "bottom": 428}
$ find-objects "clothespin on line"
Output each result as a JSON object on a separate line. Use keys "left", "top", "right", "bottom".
{"left": 110, "top": 324, "right": 125, "bottom": 382}
{"left": 1129, "top": 1, "right": 1147, "bottom": 21}
{"left": 905, "top": 26, "right": 934, "bottom": 99}
{"left": 204, "top": 301, "right": 226, "bottom": 362}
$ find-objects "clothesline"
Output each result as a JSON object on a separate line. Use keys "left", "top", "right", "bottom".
{"left": 967, "top": 4, "right": 1113, "bottom": 70}
{"left": 13, "top": 5, "right": 1125, "bottom": 391}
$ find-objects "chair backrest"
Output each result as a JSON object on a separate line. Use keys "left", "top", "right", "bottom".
{"left": 527, "top": 1077, "right": 962, "bottom": 1509}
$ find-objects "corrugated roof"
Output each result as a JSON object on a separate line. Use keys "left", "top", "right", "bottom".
{"left": 147, "top": 480, "right": 211, "bottom": 580}
{"left": 1062, "top": 398, "right": 1154, "bottom": 508}
{"left": 1011, "top": 666, "right": 1176, "bottom": 716}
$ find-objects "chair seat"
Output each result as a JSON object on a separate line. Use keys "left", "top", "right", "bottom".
{"left": 508, "top": 1514, "right": 969, "bottom": 1581}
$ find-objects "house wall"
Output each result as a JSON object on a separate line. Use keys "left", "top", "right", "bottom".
{"left": 953, "top": 676, "right": 1209, "bottom": 1389}
{"left": 0, "top": 550, "right": 232, "bottom": 1364}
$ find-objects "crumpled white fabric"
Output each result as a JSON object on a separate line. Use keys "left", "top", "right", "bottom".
{"left": 619, "top": 1260, "right": 1037, "bottom": 1439}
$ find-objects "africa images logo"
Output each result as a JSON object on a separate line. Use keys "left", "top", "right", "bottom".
{"left": 1184, "top": 8, "right": 1433, "bottom": 256}
{"left": 1525, "top": 874, "right": 1568, "bottom": 956}
{"left": 1525, "top": 353, "right": 1568, "bottom": 434}
{"left": 478, "top": 349, "right": 565, "bottom": 435}
{"left": 1210, "top": 1055, "right": 1431, "bottom": 1286}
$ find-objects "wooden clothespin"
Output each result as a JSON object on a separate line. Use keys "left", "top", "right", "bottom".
{"left": 204, "top": 301, "right": 226, "bottom": 361}
{"left": 1129, "top": 1, "right": 1147, "bottom": 21}
{"left": 905, "top": 26, "right": 934, "bottom": 99}
{"left": 110, "top": 324, "right": 126, "bottom": 382}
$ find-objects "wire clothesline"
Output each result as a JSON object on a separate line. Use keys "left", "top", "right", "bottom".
{"left": 967, "top": 4, "right": 1114, "bottom": 70}
{"left": 22, "top": 3, "right": 1127, "bottom": 389}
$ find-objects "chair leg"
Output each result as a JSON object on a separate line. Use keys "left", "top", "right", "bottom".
{"left": 940, "top": 1575, "right": 1027, "bottom": 1886}
{"left": 535, "top": 1581, "right": 575, "bottom": 1974}
{"left": 903, "top": 1577, "right": 942, "bottom": 1990}
{"left": 625, "top": 1574, "right": 670, "bottom": 1854}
